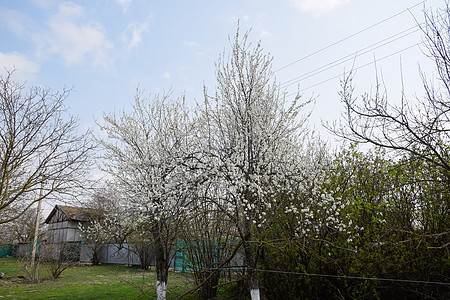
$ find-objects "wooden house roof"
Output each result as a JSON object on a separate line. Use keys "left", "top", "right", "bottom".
{"left": 44, "top": 205, "right": 97, "bottom": 224}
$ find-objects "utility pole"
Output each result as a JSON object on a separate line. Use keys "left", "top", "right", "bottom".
{"left": 30, "top": 179, "right": 44, "bottom": 268}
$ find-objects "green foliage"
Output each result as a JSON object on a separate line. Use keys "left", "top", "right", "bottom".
{"left": 259, "top": 144, "right": 450, "bottom": 299}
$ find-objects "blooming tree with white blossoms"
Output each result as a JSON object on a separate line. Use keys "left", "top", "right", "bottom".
{"left": 97, "top": 90, "right": 193, "bottom": 300}
{"left": 282, "top": 140, "right": 361, "bottom": 245}
{"left": 192, "top": 29, "right": 347, "bottom": 300}
{"left": 96, "top": 28, "right": 358, "bottom": 300}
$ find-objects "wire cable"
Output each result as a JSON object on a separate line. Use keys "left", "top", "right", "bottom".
{"left": 254, "top": 268, "right": 450, "bottom": 286}
{"left": 208, "top": 266, "right": 450, "bottom": 286}
{"left": 274, "top": 0, "right": 427, "bottom": 73}
{"left": 281, "top": 24, "right": 422, "bottom": 88}
{"left": 284, "top": 41, "right": 421, "bottom": 97}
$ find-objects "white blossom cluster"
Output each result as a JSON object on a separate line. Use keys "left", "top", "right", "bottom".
{"left": 285, "top": 193, "right": 359, "bottom": 240}
{"left": 79, "top": 208, "right": 132, "bottom": 245}
{"left": 98, "top": 91, "right": 194, "bottom": 229}
{"left": 277, "top": 140, "right": 360, "bottom": 243}
{"left": 96, "top": 31, "right": 359, "bottom": 246}
{"left": 96, "top": 29, "right": 364, "bottom": 300}
{"left": 184, "top": 31, "right": 355, "bottom": 250}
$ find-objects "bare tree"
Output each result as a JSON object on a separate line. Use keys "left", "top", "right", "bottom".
{"left": 79, "top": 190, "right": 116, "bottom": 265}
{"left": 329, "top": 2, "right": 450, "bottom": 173}
{"left": 84, "top": 189, "right": 117, "bottom": 216}
{"left": 179, "top": 188, "right": 235, "bottom": 300}
{"left": 0, "top": 206, "right": 46, "bottom": 244}
{"left": 0, "top": 70, "right": 94, "bottom": 224}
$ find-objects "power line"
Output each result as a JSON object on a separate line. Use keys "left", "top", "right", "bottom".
{"left": 284, "top": 41, "right": 421, "bottom": 98}
{"left": 253, "top": 268, "right": 450, "bottom": 286}
{"left": 274, "top": 0, "right": 427, "bottom": 73}
{"left": 281, "top": 7, "right": 447, "bottom": 89}
{"left": 281, "top": 24, "right": 422, "bottom": 88}
{"left": 280, "top": 2, "right": 448, "bottom": 96}
{"left": 210, "top": 266, "right": 449, "bottom": 286}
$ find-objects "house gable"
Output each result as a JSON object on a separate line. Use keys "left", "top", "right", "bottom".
{"left": 44, "top": 205, "right": 96, "bottom": 244}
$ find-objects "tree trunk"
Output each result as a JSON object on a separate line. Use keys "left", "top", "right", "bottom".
{"left": 153, "top": 227, "right": 169, "bottom": 300}
{"left": 243, "top": 219, "right": 260, "bottom": 300}
{"left": 92, "top": 245, "right": 100, "bottom": 266}
{"left": 244, "top": 241, "right": 260, "bottom": 300}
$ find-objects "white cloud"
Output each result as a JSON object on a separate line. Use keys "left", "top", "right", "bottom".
{"left": 260, "top": 30, "right": 271, "bottom": 38}
{"left": 184, "top": 40, "right": 198, "bottom": 47}
{"left": 0, "top": 9, "right": 30, "bottom": 35}
{"left": 290, "top": 0, "right": 350, "bottom": 16}
{"left": 38, "top": 2, "right": 113, "bottom": 68}
{"left": 0, "top": 52, "right": 39, "bottom": 81}
{"left": 163, "top": 71, "right": 171, "bottom": 79}
{"left": 31, "top": 0, "right": 57, "bottom": 9}
{"left": 116, "top": 0, "right": 132, "bottom": 14}
{"left": 125, "top": 21, "right": 150, "bottom": 50}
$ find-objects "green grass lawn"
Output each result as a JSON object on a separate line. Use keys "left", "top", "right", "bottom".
{"left": 0, "top": 257, "right": 196, "bottom": 299}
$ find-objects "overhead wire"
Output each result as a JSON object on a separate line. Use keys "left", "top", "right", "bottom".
{"left": 253, "top": 268, "right": 450, "bottom": 286}
{"left": 274, "top": 0, "right": 428, "bottom": 73}
{"left": 277, "top": 0, "right": 445, "bottom": 97}
{"left": 284, "top": 41, "right": 422, "bottom": 98}
{"left": 280, "top": 23, "right": 423, "bottom": 89}
{"left": 212, "top": 266, "right": 450, "bottom": 286}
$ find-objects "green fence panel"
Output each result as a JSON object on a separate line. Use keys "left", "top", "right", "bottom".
{"left": 0, "top": 244, "right": 13, "bottom": 257}
{"left": 173, "top": 240, "right": 195, "bottom": 272}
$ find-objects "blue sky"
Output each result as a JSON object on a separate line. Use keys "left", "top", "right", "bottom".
{"left": 0, "top": 0, "right": 443, "bottom": 141}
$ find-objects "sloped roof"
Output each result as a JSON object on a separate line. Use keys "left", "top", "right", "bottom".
{"left": 44, "top": 205, "right": 97, "bottom": 224}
